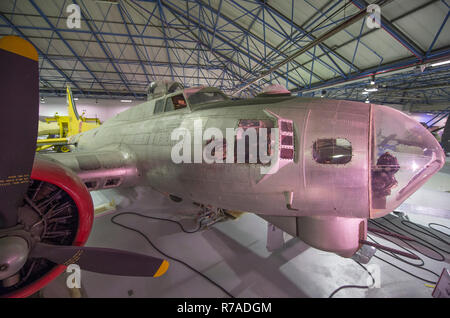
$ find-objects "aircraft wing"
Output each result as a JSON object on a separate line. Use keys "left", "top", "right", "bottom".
{"left": 38, "top": 146, "right": 140, "bottom": 191}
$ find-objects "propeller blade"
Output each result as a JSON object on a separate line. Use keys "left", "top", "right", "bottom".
{"left": 441, "top": 113, "right": 450, "bottom": 154}
{"left": 0, "top": 36, "right": 39, "bottom": 228}
{"left": 31, "top": 242, "right": 170, "bottom": 277}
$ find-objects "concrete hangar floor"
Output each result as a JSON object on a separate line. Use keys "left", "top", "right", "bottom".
{"left": 40, "top": 159, "right": 450, "bottom": 298}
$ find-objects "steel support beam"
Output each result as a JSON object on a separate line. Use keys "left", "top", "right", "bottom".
{"left": 155, "top": 1, "right": 279, "bottom": 91}
{"left": 351, "top": 0, "right": 425, "bottom": 60}
{"left": 256, "top": 1, "right": 357, "bottom": 76}
{"left": 0, "top": 12, "right": 85, "bottom": 94}
{"left": 156, "top": 0, "right": 174, "bottom": 81}
{"left": 73, "top": 0, "right": 137, "bottom": 97}
{"left": 234, "top": 3, "right": 372, "bottom": 94}
{"left": 426, "top": 10, "right": 450, "bottom": 57}
{"left": 130, "top": 0, "right": 263, "bottom": 92}
{"left": 162, "top": 0, "right": 309, "bottom": 90}
{"left": 0, "top": 23, "right": 197, "bottom": 43}
{"left": 117, "top": 3, "right": 151, "bottom": 83}
{"left": 196, "top": 0, "right": 324, "bottom": 85}
{"left": 28, "top": 0, "right": 111, "bottom": 96}
{"left": 293, "top": 48, "right": 450, "bottom": 95}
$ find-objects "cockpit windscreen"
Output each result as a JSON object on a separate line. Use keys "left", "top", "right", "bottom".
{"left": 187, "top": 90, "right": 228, "bottom": 106}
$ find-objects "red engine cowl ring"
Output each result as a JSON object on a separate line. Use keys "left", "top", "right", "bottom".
{"left": 1, "top": 157, "right": 94, "bottom": 298}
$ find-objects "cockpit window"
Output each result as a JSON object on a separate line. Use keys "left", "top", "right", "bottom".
{"left": 187, "top": 91, "right": 227, "bottom": 106}
{"left": 154, "top": 95, "right": 187, "bottom": 115}
{"left": 171, "top": 94, "right": 187, "bottom": 110}
{"left": 313, "top": 138, "right": 352, "bottom": 164}
{"left": 165, "top": 97, "right": 174, "bottom": 112}
{"left": 154, "top": 99, "right": 164, "bottom": 114}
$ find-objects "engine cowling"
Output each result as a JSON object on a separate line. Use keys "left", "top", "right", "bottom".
{"left": 1, "top": 157, "right": 93, "bottom": 298}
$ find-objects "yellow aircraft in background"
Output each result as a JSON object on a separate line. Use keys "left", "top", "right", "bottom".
{"left": 37, "top": 86, "right": 101, "bottom": 152}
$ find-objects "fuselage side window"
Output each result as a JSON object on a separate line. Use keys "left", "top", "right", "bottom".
{"left": 313, "top": 138, "right": 352, "bottom": 164}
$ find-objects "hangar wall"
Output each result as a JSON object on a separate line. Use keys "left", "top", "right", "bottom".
{"left": 39, "top": 97, "right": 137, "bottom": 122}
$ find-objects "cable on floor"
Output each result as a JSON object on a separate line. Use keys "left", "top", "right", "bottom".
{"left": 329, "top": 215, "right": 449, "bottom": 296}
{"left": 399, "top": 220, "right": 450, "bottom": 253}
{"left": 369, "top": 219, "right": 444, "bottom": 263}
{"left": 370, "top": 215, "right": 448, "bottom": 261}
{"left": 365, "top": 214, "right": 449, "bottom": 284}
{"left": 374, "top": 216, "right": 449, "bottom": 256}
{"left": 367, "top": 234, "right": 439, "bottom": 285}
{"left": 110, "top": 211, "right": 448, "bottom": 298}
{"left": 328, "top": 260, "right": 375, "bottom": 298}
{"left": 428, "top": 223, "right": 450, "bottom": 237}
{"left": 110, "top": 211, "right": 234, "bottom": 298}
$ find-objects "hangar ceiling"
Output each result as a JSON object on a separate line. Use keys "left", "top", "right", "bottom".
{"left": 0, "top": 0, "right": 449, "bottom": 109}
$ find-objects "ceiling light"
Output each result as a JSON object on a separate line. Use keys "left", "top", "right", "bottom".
{"left": 74, "top": 98, "right": 79, "bottom": 101}
{"left": 120, "top": 99, "right": 133, "bottom": 103}
{"left": 364, "top": 87, "right": 378, "bottom": 92}
{"left": 362, "top": 91, "right": 369, "bottom": 95}
{"left": 431, "top": 60, "right": 450, "bottom": 67}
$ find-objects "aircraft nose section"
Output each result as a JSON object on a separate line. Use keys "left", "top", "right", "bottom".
{"left": 370, "top": 105, "right": 445, "bottom": 217}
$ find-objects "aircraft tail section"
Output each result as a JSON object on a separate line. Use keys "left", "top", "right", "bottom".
{"left": 66, "top": 85, "right": 80, "bottom": 121}
{"left": 65, "top": 86, "right": 101, "bottom": 136}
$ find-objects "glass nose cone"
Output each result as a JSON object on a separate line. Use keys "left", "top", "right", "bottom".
{"left": 370, "top": 105, "right": 445, "bottom": 217}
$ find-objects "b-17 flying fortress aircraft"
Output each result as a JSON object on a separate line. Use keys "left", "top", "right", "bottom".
{"left": 0, "top": 35, "right": 445, "bottom": 297}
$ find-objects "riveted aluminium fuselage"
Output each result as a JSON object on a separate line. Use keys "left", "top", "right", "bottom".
{"left": 72, "top": 93, "right": 372, "bottom": 220}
